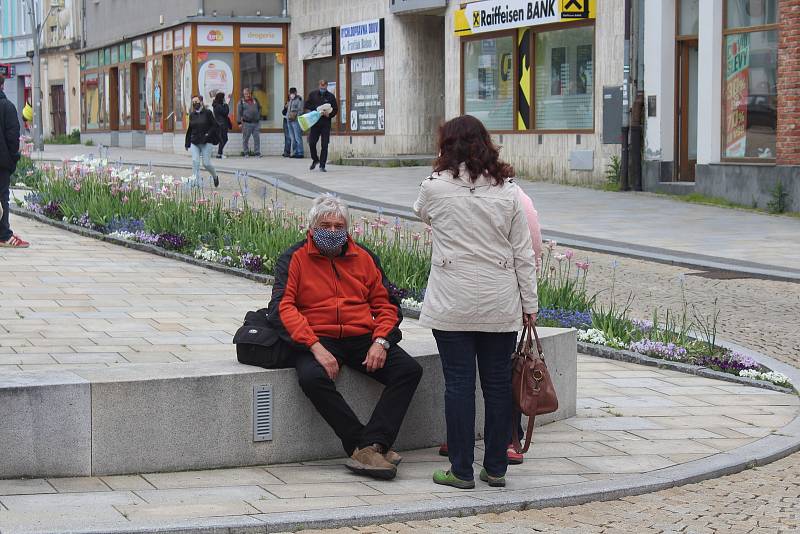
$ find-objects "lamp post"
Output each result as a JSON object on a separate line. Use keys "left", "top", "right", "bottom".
{"left": 26, "top": 0, "right": 60, "bottom": 152}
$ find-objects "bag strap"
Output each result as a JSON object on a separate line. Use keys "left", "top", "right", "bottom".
{"left": 516, "top": 324, "right": 533, "bottom": 354}
{"left": 531, "top": 324, "right": 544, "bottom": 358}
{"left": 512, "top": 410, "right": 536, "bottom": 454}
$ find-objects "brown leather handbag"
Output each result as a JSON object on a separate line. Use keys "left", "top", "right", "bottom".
{"left": 512, "top": 324, "right": 558, "bottom": 453}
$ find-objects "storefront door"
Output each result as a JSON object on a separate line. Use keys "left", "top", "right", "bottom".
{"left": 50, "top": 84, "right": 66, "bottom": 136}
{"left": 163, "top": 55, "right": 174, "bottom": 132}
{"left": 109, "top": 67, "right": 120, "bottom": 131}
{"left": 676, "top": 40, "right": 698, "bottom": 182}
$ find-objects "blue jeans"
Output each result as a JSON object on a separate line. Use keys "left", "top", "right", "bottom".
{"left": 433, "top": 330, "right": 516, "bottom": 481}
{"left": 190, "top": 143, "right": 217, "bottom": 182}
{"left": 0, "top": 169, "right": 12, "bottom": 241}
{"left": 288, "top": 120, "right": 304, "bottom": 157}
{"left": 282, "top": 118, "right": 291, "bottom": 156}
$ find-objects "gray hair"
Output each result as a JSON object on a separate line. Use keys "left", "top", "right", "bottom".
{"left": 309, "top": 194, "right": 349, "bottom": 228}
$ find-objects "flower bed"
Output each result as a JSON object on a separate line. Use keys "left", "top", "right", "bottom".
{"left": 19, "top": 159, "right": 794, "bottom": 391}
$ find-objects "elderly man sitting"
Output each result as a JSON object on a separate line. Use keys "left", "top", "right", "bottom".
{"left": 264, "top": 195, "right": 422, "bottom": 480}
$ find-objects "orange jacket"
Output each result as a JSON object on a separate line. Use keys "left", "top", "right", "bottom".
{"left": 266, "top": 234, "right": 403, "bottom": 348}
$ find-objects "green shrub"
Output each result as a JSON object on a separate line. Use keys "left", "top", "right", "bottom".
{"left": 45, "top": 129, "right": 81, "bottom": 145}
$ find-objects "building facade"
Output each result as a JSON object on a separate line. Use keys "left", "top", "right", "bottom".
{"left": 0, "top": 0, "right": 34, "bottom": 123}
{"left": 39, "top": 0, "right": 82, "bottom": 138}
{"left": 643, "top": 0, "right": 797, "bottom": 211}
{"left": 78, "top": 0, "right": 288, "bottom": 153}
{"left": 287, "top": 0, "right": 623, "bottom": 183}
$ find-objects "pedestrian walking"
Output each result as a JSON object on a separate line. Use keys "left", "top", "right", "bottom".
{"left": 0, "top": 73, "right": 28, "bottom": 248}
{"left": 413, "top": 115, "right": 538, "bottom": 489}
{"left": 237, "top": 88, "right": 261, "bottom": 157}
{"left": 286, "top": 87, "right": 304, "bottom": 159}
{"left": 184, "top": 95, "right": 220, "bottom": 188}
{"left": 305, "top": 80, "right": 338, "bottom": 172}
{"left": 212, "top": 92, "right": 231, "bottom": 159}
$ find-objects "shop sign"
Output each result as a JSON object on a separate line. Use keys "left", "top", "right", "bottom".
{"left": 725, "top": 34, "right": 750, "bottom": 158}
{"left": 300, "top": 28, "right": 334, "bottom": 60}
{"left": 240, "top": 26, "right": 283, "bottom": 46}
{"left": 455, "top": 0, "right": 595, "bottom": 35}
{"left": 198, "top": 57, "right": 233, "bottom": 102}
{"left": 0, "top": 64, "right": 14, "bottom": 79}
{"left": 350, "top": 55, "right": 385, "bottom": 131}
{"left": 339, "top": 19, "right": 383, "bottom": 55}
{"left": 197, "top": 25, "right": 233, "bottom": 47}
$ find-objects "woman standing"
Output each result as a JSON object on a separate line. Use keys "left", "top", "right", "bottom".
{"left": 212, "top": 92, "right": 231, "bottom": 159}
{"left": 414, "top": 115, "right": 538, "bottom": 489}
{"left": 185, "top": 95, "right": 220, "bottom": 188}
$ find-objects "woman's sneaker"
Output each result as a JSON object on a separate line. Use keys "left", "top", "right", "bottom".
{"left": 345, "top": 445, "right": 397, "bottom": 480}
{"left": 432, "top": 469, "right": 474, "bottom": 489}
{"left": 479, "top": 468, "right": 506, "bottom": 487}
{"left": 0, "top": 235, "right": 30, "bottom": 248}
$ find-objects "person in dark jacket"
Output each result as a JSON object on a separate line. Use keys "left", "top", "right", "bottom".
{"left": 0, "top": 74, "right": 27, "bottom": 248}
{"left": 241, "top": 194, "right": 422, "bottom": 481}
{"left": 305, "top": 80, "right": 338, "bottom": 172}
{"left": 212, "top": 92, "right": 230, "bottom": 159}
{"left": 184, "top": 95, "right": 220, "bottom": 188}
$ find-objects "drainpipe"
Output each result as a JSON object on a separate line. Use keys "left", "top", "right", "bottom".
{"left": 282, "top": 0, "right": 288, "bottom": 18}
{"left": 197, "top": 0, "right": 204, "bottom": 16}
{"left": 620, "top": 0, "right": 632, "bottom": 191}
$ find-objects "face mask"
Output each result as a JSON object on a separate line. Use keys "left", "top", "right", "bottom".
{"left": 319, "top": 88, "right": 327, "bottom": 94}
{"left": 313, "top": 227, "right": 347, "bottom": 255}
{"left": 193, "top": 103, "right": 201, "bottom": 110}
{"left": 289, "top": 93, "right": 296, "bottom": 99}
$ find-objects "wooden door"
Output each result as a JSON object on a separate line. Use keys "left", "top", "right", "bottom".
{"left": 676, "top": 40, "right": 698, "bottom": 182}
{"left": 163, "top": 55, "right": 174, "bottom": 132}
{"left": 49, "top": 84, "right": 66, "bottom": 136}
{"left": 109, "top": 67, "right": 120, "bottom": 131}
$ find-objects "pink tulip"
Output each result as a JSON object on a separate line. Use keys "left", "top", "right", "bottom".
{"left": 565, "top": 249, "right": 574, "bottom": 260}
{"left": 122, "top": 195, "right": 129, "bottom": 203}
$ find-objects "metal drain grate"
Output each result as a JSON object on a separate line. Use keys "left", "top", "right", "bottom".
{"left": 253, "top": 385, "right": 273, "bottom": 442}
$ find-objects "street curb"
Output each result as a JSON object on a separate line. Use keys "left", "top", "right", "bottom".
{"left": 29, "top": 155, "right": 800, "bottom": 282}
{"left": 577, "top": 341, "right": 796, "bottom": 394}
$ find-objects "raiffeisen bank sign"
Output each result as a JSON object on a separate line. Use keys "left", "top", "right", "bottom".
{"left": 454, "top": 0, "right": 595, "bottom": 35}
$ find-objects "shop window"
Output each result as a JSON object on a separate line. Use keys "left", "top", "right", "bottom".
{"left": 534, "top": 26, "right": 594, "bottom": 131}
{"left": 136, "top": 64, "right": 146, "bottom": 129}
{"left": 154, "top": 57, "right": 164, "bottom": 130}
{"left": 305, "top": 58, "right": 337, "bottom": 117}
{"left": 679, "top": 0, "right": 699, "bottom": 36}
{"left": 84, "top": 73, "right": 99, "bottom": 129}
{"left": 173, "top": 54, "right": 185, "bottom": 130}
{"left": 238, "top": 52, "right": 285, "bottom": 129}
{"left": 119, "top": 66, "right": 130, "bottom": 128}
{"left": 349, "top": 55, "right": 385, "bottom": 132}
{"left": 145, "top": 60, "right": 154, "bottom": 129}
{"left": 338, "top": 59, "right": 347, "bottom": 128}
{"left": 463, "top": 36, "right": 515, "bottom": 131}
{"left": 198, "top": 52, "right": 234, "bottom": 109}
{"left": 726, "top": 0, "right": 778, "bottom": 28}
{"left": 723, "top": 30, "right": 777, "bottom": 158}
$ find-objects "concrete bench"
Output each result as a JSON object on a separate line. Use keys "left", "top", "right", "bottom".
{"left": 0, "top": 328, "right": 577, "bottom": 478}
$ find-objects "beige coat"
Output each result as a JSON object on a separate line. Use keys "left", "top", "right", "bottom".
{"left": 413, "top": 169, "right": 538, "bottom": 332}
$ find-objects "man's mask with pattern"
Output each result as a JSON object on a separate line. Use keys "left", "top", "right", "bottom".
{"left": 313, "top": 228, "right": 348, "bottom": 255}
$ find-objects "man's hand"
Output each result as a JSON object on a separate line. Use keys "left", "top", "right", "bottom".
{"left": 310, "top": 342, "right": 339, "bottom": 380}
{"left": 523, "top": 313, "right": 538, "bottom": 327}
{"left": 362, "top": 342, "right": 387, "bottom": 373}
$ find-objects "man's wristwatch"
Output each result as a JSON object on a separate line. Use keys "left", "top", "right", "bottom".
{"left": 374, "top": 337, "right": 390, "bottom": 350}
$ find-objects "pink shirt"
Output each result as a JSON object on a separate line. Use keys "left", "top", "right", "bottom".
{"left": 515, "top": 186, "right": 543, "bottom": 270}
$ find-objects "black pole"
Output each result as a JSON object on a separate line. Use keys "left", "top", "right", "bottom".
{"left": 620, "top": 0, "right": 632, "bottom": 191}
{"left": 631, "top": 91, "right": 644, "bottom": 191}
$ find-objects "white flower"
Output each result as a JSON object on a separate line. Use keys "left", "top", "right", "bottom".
{"left": 108, "top": 230, "right": 136, "bottom": 240}
{"left": 401, "top": 297, "right": 423, "bottom": 311}
{"left": 578, "top": 328, "right": 607, "bottom": 345}
{"left": 14, "top": 181, "right": 27, "bottom": 187}
{"left": 740, "top": 369, "right": 792, "bottom": 388}
{"left": 193, "top": 246, "right": 222, "bottom": 263}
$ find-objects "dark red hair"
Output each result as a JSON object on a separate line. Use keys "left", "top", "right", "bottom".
{"left": 433, "top": 115, "right": 514, "bottom": 185}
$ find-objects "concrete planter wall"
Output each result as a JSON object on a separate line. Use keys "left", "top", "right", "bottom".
{"left": 0, "top": 329, "right": 577, "bottom": 478}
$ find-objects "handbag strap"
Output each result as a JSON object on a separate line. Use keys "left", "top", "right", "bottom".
{"left": 512, "top": 410, "right": 536, "bottom": 454}
{"left": 515, "top": 324, "right": 544, "bottom": 358}
{"left": 531, "top": 324, "right": 544, "bottom": 358}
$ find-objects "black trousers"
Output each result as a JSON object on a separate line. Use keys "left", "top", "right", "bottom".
{"left": 217, "top": 127, "right": 228, "bottom": 156}
{"left": 308, "top": 120, "right": 331, "bottom": 167}
{"left": 0, "top": 169, "right": 11, "bottom": 242}
{"left": 295, "top": 335, "right": 423, "bottom": 456}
